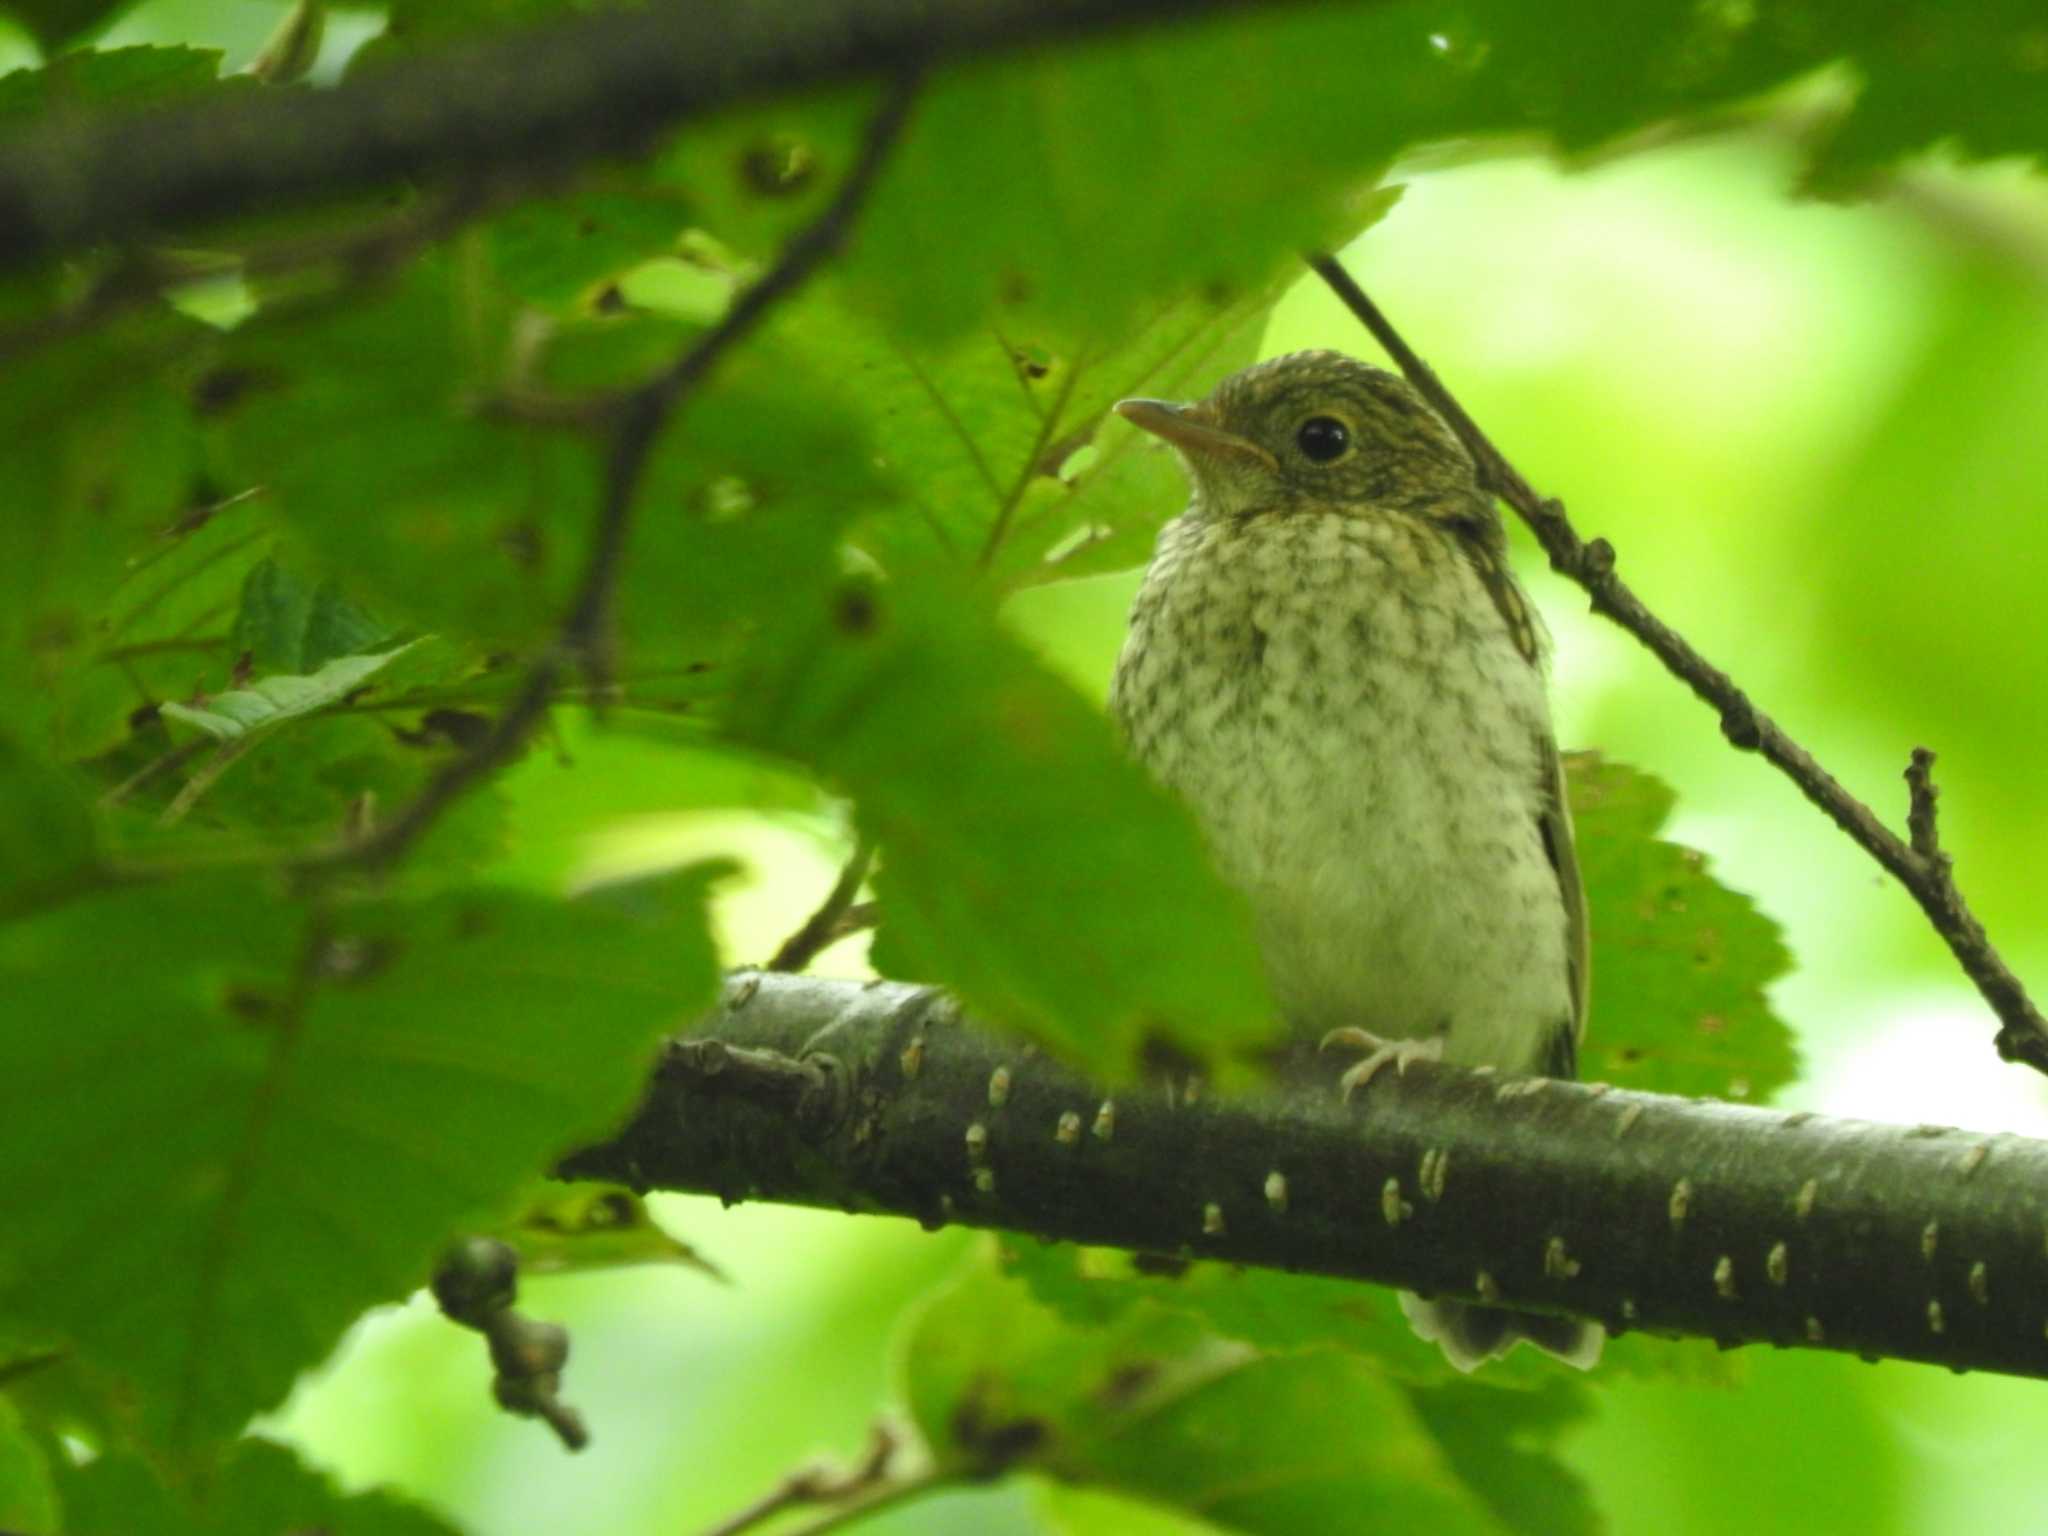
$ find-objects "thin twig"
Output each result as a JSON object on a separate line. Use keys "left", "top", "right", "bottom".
{"left": 695, "top": 1421, "right": 903, "bottom": 1536}
{"left": 770, "top": 1471, "right": 956, "bottom": 1536}
{"left": 308, "top": 75, "right": 920, "bottom": 878}
{"left": 1308, "top": 253, "right": 2048, "bottom": 1076}
{"left": 767, "top": 834, "right": 876, "bottom": 972}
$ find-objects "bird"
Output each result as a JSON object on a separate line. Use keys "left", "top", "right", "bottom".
{"left": 1107, "top": 348, "right": 1602, "bottom": 1372}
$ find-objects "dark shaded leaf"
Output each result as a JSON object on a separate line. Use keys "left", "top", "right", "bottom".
{"left": 902, "top": 1248, "right": 1565, "bottom": 1536}
{"left": 0, "top": 868, "right": 722, "bottom": 1452}
{"left": 730, "top": 577, "right": 1275, "bottom": 1077}
{"left": 55, "top": 1437, "right": 457, "bottom": 1536}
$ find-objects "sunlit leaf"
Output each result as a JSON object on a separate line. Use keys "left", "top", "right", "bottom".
{"left": 493, "top": 1181, "right": 726, "bottom": 1281}
{"left": 487, "top": 185, "right": 697, "bottom": 306}
{"left": 160, "top": 641, "right": 421, "bottom": 742}
{"left": 761, "top": 273, "right": 1290, "bottom": 588}
{"left": 1568, "top": 756, "right": 1798, "bottom": 1102}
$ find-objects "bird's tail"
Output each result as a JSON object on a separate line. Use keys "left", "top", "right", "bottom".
{"left": 1399, "top": 1292, "right": 1604, "bottom": 1373}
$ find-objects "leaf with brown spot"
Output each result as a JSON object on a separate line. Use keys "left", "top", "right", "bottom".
{"left": 1567, "top": 756, "right": 1798, "bottom": 1102}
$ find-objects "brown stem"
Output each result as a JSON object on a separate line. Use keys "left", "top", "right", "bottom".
{"left": 1307, "top": 253, "right": 2048, "bottom": 1078}
{"left": 694, "top": 1421, "right": 905, "bottom": 1536}
{"left": 767, "top": 835, "right": 876, "bottom": 973}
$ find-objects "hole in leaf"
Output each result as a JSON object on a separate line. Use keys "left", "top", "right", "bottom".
{"left": 737, "top": 135, "right": 818, "bottom": 197}
{"left": 1010, "top": 344, "right": 1053, "bottom": 381}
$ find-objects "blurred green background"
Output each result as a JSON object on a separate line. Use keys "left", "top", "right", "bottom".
{"left": 11, "top": 3, "right": 2048, "bottom": 1531}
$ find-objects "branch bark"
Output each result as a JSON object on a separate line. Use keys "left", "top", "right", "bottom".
{"left": 565, "top": 971, "right": 2048, "bottom": 1382}
{"left": 0, "top": 0, "right": 1309, "bottom": 272}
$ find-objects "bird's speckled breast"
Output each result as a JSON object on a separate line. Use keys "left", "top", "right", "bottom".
{"left": 1110, "top": 506, "right": 1573, "bottom": 1071}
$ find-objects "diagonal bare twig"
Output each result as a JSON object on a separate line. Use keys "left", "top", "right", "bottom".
{"left": 694, "top": 1421, "right": 919, "bottom": 1536}
{"left": 307, "top": 74, "right": 921, "bottom": 879}
{"left": 767, "top": 833, "right": 877, "bottom": 973}
{"left": 1307, "top": 252, "right": 2048, "bottom": 1077}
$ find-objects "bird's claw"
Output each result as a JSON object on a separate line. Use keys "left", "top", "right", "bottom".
{"left": 1320, "top": 1027, "right": 1443, "bottom": 1102}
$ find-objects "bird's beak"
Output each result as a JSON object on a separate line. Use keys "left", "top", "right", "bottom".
{"left": 1115, "top": 398, "right": 1279, "bottom": 472}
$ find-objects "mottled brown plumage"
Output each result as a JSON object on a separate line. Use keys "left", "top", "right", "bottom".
{"left": 1109, "top": 349, "right": 1599, "bottom": 1371}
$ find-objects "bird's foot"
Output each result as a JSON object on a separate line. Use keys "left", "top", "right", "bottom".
{"left": 1320, "top": 1028, "right": 1443, "bottom": 1102}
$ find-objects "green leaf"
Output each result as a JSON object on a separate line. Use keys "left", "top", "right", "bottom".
{"left": 1447, "top": 0, "right": 1812, "bottom": 154}
{"left": 729, "top": 577, "right": 1274, "bottom": 1078}
{"left": 0, "top": 868, "right": 723, "bottom": 1453}
{"left": 0, "top": 307, "right": 219, "bottom": 756}
{"left": 650, "top": 86, "right": 874, "bottom": 262}
{"left": 0, "top": 729, "right": 97, "bottom": 915}
{"left": 159, "top": 641, "right": 421, "bottom": 742}
{"left": 839, "top": 10, "right": 1421, "bottom": 342}
{"left": 1568, "top": 756, "right": 1798, "bottom": 1102}
{"left": 761, "top": 273, "right": 1288, "bottom": 588}
{"left": 55, "top": 1437, "right": 457, "bottom": 1536}
{"left": 0, "top": 1394, "right": 57, "bottom": 1536}
{"left": 1004, "top": 1239, "right": 1743, "bottom": 1391}
{"left": 1812, "top": 1, "right": 2048, "bottom": 182}
{"left": 230, "top": 558, "right": 401, "bottom": 676}
{"left": 490, "top": 1181, "right": 725, "bottom": 1280}
{"left": 486, "top": 185, "right": 697, "bottom": 306}
{"left": 212, "top": 257, "right": 889, "bottom": 665}
{"left": 0, "top": 41, "right": 214, "bottom": 103}
{"left": 902, "top": 1248, "right": 1577, "bottom": 1536}
{"left": 1407, "top": 1377, "right": 1600, "bottom": 1536}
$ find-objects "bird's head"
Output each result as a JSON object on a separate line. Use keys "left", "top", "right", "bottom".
{"left": 1116, "top": 350, "right": 1487, "bottom": 525}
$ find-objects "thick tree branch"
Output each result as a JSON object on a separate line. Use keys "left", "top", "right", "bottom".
{"left": 0, "top": 0, "right": 1312, "bottom": 273}
{"left": 566, "top": 971, "right": 2048, "bottom": 1381}
{"left": 1308, "top": 255, "right": 2048, "bottom": 1078}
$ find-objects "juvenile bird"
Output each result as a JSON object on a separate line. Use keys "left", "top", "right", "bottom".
{"left": 1109, "top": 349, "right": 1601, "bottom": 1372}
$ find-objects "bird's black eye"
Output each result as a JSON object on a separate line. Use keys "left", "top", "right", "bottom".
{"left": 1295, "top": 416, "right": 1350, "bottom": 463}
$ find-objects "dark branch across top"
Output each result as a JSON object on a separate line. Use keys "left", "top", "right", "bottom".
{"left": 0, "top": 0, "right": 1299, "bottom": 271}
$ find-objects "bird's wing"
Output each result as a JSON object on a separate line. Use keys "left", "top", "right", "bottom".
{"left": 1536, "top": 736, "right": 1590, "bottom": 1078}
